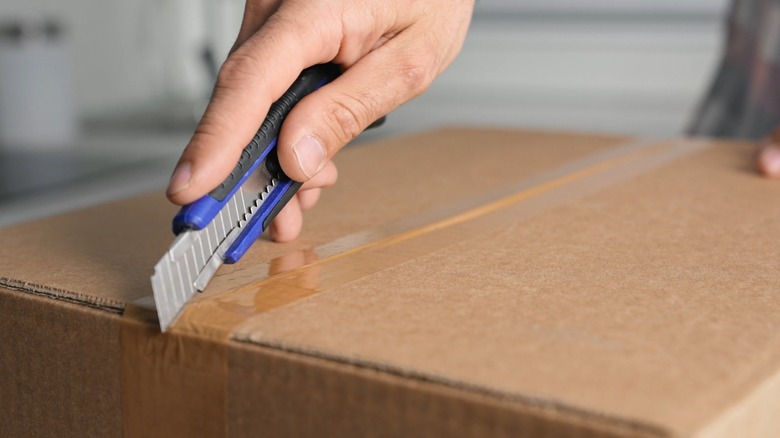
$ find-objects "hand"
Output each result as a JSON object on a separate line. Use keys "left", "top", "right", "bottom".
{"left": 757, "top": 128, "right": 780, "bottom": 178}
{"left": 166, "top": 0, "right": 475, "bottom": 242}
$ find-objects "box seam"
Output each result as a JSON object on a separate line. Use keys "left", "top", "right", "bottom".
{"left": 231, "top": 337, "right": 679, "bottom": 438}
{"left": 0, "top": 277, "right": 124, "bottom": 313}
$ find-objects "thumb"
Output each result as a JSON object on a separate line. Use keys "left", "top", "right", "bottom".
{"left": 276, "top": 37, "right": 436, "bottom": 182}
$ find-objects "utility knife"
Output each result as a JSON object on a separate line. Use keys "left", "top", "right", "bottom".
{"left": 150, "top": 63, "right": 343, "bottom": 332}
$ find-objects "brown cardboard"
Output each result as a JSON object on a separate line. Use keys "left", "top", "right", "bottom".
{"left": 2, "top": 128, "right": 780, "bottom": 437}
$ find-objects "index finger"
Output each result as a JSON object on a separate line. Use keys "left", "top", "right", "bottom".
{"left": 166, "top": 5, "right": 340, "bottom": 205}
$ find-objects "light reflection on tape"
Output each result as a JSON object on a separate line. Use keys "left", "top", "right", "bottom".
{"left": 165, "top": 139, "right": 711, "bottom": 340}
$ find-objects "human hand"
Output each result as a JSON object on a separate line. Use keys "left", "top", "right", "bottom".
{"left": 757, "top": 128, "right": 780, "bottom": 178}
{"left": 166, "top": 0, "right": 475, "bottom": 242}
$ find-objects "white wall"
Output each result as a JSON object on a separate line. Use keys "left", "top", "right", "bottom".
{"left": 391, "top": 3, "right": 729, "bottom": 138}
{"left": 0, "top": 0, "right": 733, "bottom": 225}
{"left": 480, "top": 0, "right": 727, "bottom": 15}
{"left": 0, "top": 0, "right": 243, "bottom": 114}
{"left": 0, "top": 0, "right": 730, "bottom": 137}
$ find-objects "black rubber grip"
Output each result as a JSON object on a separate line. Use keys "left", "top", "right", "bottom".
{"left": 262, "top": 179, "right": 304, "bottom": 230}
{"left": 254, "top": 147, "right": 303, "bottom": 230}
{"left": 208, "top": 63, "right": 341, "bottom": 201}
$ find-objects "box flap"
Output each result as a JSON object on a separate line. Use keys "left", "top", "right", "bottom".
{"left": 0, "top": 128, "right": 624, "bottom": 310}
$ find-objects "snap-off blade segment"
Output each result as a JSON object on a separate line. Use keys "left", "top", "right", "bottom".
{"left": 151, "top": 178, "right": 279, "bottom": 331}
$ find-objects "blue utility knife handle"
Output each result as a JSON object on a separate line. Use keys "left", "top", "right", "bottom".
{"left": 224, "top": 112, "right": 385, "bottom": 264}
{"left": 224, "top": 115, "right": 385, "bottom": 264}
{"left": 221, "top": 152, "right": 302, "bottom": 264}
{"left": 223, "top": 113, "right": 385, "bottom": 264}
{"left": 172, "top": 63, "right": 341, "bottom": 235}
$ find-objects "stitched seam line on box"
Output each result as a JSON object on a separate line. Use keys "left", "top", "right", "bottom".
{"left": 239, "top": 339, "right": 677, "bottom": 438}
{"left": 0, "top": 277, "right": 124, "bottom": 313}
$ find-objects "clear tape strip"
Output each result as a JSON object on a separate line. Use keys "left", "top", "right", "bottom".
{"left": 167, "top": 138, "right": 711, "bottom": 339}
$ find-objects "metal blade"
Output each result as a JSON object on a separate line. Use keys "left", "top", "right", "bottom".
{"left": 151, "top": 168, "right": 280, "bottom": 331}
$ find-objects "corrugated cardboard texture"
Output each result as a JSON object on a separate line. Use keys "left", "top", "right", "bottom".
{"left": 226, "top": 342, "right": 664, "bottom": 438}
{"left": 0, "top": 287, "right": 122, "bottom": 437}
{"left": 0, "top": 129, "right": 621, "bottom": 308}
{"left": 2, "top": 128, "right": 780, "bottom": 437}
{"left": 230, "top": 138, "right": 780, "bottom": 436}
{"left": 120, "top": 307, "right": 229, "bottom": 437}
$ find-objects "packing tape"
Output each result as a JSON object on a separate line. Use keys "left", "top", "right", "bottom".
{"left": 172, "top": 138, "right": 711, "bottom": 340}
{"left": 120, "top": 304, "right": 229, "bottom": 436}
{"left": 119, "top": 137, "right": 711, "bottom": 435}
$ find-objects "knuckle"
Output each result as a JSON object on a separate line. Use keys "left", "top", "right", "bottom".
{"left": 191, "top": 120, "right": 221, "bottom": 147}
{"left": 185, "top": 115, "right": 232, "bottom": 160}
{"left": 324, "top": 96, "right": 369, "bottom": 143}
{"left": 217, "top": 52, "right": 260, "bottom": 86}
{"left": 397, "top": 60, "right": 435, "bottom": 96}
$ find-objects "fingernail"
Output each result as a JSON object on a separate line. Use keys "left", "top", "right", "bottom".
{"left": 167, "top": 161, "right": 191, "bottom": 195}
{"left": 292, "top": 135, "right": 326, "bottom": 179}
{"left": 761, "top": 147, "right": 780, "bottom": 176}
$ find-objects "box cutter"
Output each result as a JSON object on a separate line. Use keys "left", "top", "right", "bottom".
{"left": 150, "top": 63, "right": 341, "bottom": 332}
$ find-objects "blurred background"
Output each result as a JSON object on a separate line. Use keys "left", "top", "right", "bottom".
{"left": 0, "top": 0, "right": 730, "bottom": 226}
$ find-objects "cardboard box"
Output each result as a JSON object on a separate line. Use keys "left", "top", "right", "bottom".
{"left": 2, "top": 128, "right": 780, "bottom": 437}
